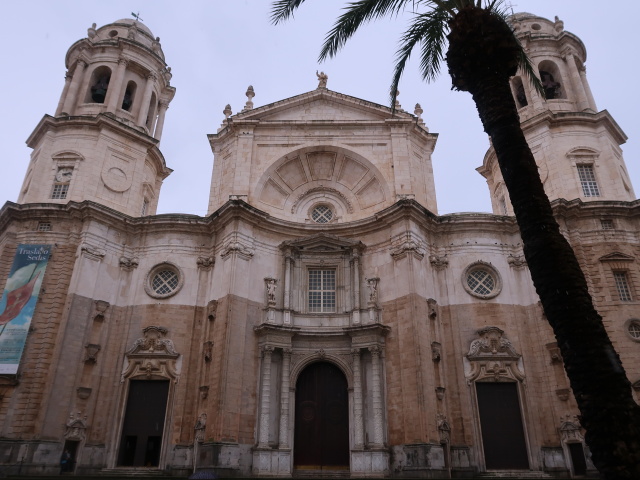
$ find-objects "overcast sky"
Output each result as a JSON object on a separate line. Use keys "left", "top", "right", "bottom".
{"left": 1, "top": 1, "right": 638, "bottom": 216}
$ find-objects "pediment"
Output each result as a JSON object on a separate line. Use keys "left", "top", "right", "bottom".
{"left": 280, "top": 233, "right": 364, "bottom": 253}
{"left": 599, "top": 252, "right": 635, "bottom": 263}
{"left": 234, "top": 89, "right": 413, "bottom": 123}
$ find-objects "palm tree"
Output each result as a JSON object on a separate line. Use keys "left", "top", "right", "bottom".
{"left": 271, "top": 1, "right": 640, "bottom": 478}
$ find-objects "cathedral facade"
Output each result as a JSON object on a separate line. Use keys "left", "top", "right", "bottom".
{"left": 0, "top": 13, "right": 638, "bottom": 479}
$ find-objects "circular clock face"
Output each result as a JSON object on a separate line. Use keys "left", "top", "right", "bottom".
{"left": 55, "top": 168, "right": 73, "bottom": 182}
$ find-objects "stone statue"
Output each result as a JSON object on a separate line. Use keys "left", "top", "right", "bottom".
{"left": 316, "top": 70, "right": 328, "bottom": 89}
{"left": 265, "top": 277, "right": 277, "bottom": 305}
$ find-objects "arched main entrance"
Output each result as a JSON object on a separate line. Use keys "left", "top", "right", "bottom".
{"left": 294, "top": 362, "right": 349, "bottom": 471}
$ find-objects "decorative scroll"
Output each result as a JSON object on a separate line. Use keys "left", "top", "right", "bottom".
{"left": 121, "top": 326, "right": 180, "bottom": 382}
{"left": 465, "top": 326, "right": 524, "bottom": 383}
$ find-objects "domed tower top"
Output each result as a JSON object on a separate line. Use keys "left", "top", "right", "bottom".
{"left": 18, "top": 18, "right": 176, "bottom": 217}
{"left": 477, "top": 13, "right": 634, "bottom": 215}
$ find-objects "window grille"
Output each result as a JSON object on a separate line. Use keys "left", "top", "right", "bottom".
{"left": 311, "top": 205, "right": 333, "bottom": 224}
{"left": 600, "top": 219, "right": 614, "bottom": 230}
{"left": 37, "top": 222, "right": 52, "bottom": 232}
{"left": 308, "top": 269, "right": 336, "bottom": 313}
{"left": 51, "top": 183, "right": 69, "bottom": 199}
{"left": 613, "top": 272, "right": 632, "bottom": 302}
{"left": 467, "top": 269, "right": 496, "bottom": 296}
{"left": 577, "top": 165, "right": 600, "bottom": 197}
{"left": 628, "top": 321, "right": 640, "bottom": 340}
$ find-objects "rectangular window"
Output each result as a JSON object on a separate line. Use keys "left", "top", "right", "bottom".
{"left": 613, "top": 272, "right": 632, "bottom": 302}
{"left": 577, "top": 165, "right": 600, "bottom": 197}
{"left": 51, "top": 183, "right": 69, "bottom": 199}
{"left": 37, "top": 222, "right": 52, "bottom": 232}
{"left": 308, "top": 269, "right": 336, "bottom": 313}
{"left": 600, "top": 219, "right": 614, "bottom": 230}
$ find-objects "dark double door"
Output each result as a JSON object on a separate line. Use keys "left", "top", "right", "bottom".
{"left": 476, "top": 381, "right": 529, "bottom": 470}
{"left": 118, "top": 380, "right": 170, "bottom": 467}
{"left": 294, "top": 362, "right": 349, "bottom": 470}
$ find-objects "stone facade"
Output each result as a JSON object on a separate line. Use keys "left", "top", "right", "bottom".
{"left": 0, "top": 13, "right": 638, "bottom": 479}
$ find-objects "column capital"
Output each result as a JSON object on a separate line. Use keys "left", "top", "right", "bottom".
{"left": 369, "top": 345, "right": 382, "bottom": 357}
{"left": 261, "top": 345, "right": 275, "bottom": 357}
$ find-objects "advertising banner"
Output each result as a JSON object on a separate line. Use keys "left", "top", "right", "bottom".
{"left": 0, "top": 245, "right": 52, "bottom": 374}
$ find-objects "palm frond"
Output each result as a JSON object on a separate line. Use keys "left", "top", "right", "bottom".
{"left": 488, "top": 3, "right": 545, "bottom": 97}
{"left": 271, "top": 0, "right": 308, "bottom": 24}
{"left": 318, "top": 0, "right": 416, "bottom": 61}
{"left": 389, "top": 10, "right": 450, "bottom": 107}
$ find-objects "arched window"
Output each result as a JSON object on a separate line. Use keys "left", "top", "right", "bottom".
{"left": 86, "top": 66, "right": 112, "bottom": 104}
{"left": 538, "top": 61, "right": 565, "bottom": 100}
{"left": 121, "top": 81, "right": 137, "bottom": 111}
{"left": 146, "top": 92, "right": 157, "bottom": 130}
{"left": 512, "top": 76, "right": 528, "bottom": 108}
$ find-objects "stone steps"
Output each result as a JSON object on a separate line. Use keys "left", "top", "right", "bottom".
{"left": 476, "top": 471, "right": 554, "bottom": 479}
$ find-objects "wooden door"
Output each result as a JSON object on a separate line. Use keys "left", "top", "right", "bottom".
{"left": 476, "top": 381, "right": 529, "bottom": 470}
{"left": 118, "top": 380, "right": 170, "bottom": 467}
{"left": 294, "top": 362, "right": 349, "bottom": 470}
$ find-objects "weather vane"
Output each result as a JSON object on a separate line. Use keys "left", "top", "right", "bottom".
{"left": 131, "top": 11, "right": 144, "bottom": 22}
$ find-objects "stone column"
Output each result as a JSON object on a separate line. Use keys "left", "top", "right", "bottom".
{"left": 258, "top": 346, "right": 274, "bottom": 447}
{"left": 579, "top": 66, "right": 597, "bottom": 112}
{"left": 106, "top": 57, "right": 128, "bottom": 113}
{"left": 351, "top": 252, "right": 361, "bottom": 325}
{"left": 278, "top": 349, "right": 292, "bottom": 448}
{"left": 136, "top": 73, "right": 156, "bottom": 127}
{"left": 351, "top": 348, "right": 364, "bottom": 448}
{"left": 153, "top": 102, "right": 169, "bottom": 140}
{"left": 283, "top": 251, "right": 293, "bottom": 325}
{"left": 55, "top": 72, "right": 72, "bottom": 116}
{"left": 565, "top": 55, "right": 589, "bottom": 112}
{"left": 61, "top": 59, "right": 87, "bottom": 114}
{"left": 369, "top": 346, "right": 385, "bottom": 446}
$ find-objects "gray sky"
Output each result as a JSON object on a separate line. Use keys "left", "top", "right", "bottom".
{"left": 1, "top": 1, "right": 638, "bottom": 216}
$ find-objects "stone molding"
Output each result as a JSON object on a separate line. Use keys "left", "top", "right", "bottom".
{"left": 465, "top": 327, "right": 524, "bottom": 383}
{"left": 121, "top": 326, "right": 180, "bottom": 382}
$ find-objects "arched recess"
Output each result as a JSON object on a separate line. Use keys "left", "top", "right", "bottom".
{"left": 254, "top": 146, "right": 392, "bottom": 222}
{"left": 464, "top": 327, "right": 532, "bottom": 472}
{"left": 122, "top": 80, "right": 137, "bottom": 111}
{"left": 538, "top": 60, "right": 566, "bottom": 100}
{"left": 293, "top": 361, "right": 350, "bottom": 470}
{"left": 115, "top": 326, "right": 180, "bottom": 469}
{"left": 511, "top": 76, "right": 528, "bottom": 108}
{"left": 85, "top": 65, "right": 112, "bottom": 104}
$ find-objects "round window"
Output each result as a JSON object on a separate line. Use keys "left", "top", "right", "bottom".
{"left": 311, "top": 204, "right": 333, "bottom": 224}
{"left": 145, "top": 262, "right": 184, "bottom": 299}
{"left": 625, "top": 319, "right": 640, "bottom": 342}
{"left": 462, "top": 262, "right": 502, "bottom": 299}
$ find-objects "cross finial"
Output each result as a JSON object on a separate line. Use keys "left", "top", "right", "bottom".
{"left": 131, "top": 11, "right": 144, "bottom": 22}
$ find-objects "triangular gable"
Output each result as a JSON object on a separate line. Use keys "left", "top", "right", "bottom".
{"left": 280, "top": 232, "right": 364, "bottom": 253}
{"left": 234, "top": 89, "right": 414, "bottom": 123}
{"left": 599, "top": 252, "right": 635, "bottom": 263}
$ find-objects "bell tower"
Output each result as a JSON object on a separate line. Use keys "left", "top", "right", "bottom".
{"left": 18, "top": 19, "right": 176, "bottom": 217}
{"left": 478, "top": 13, "right": 635, "bottom": 215}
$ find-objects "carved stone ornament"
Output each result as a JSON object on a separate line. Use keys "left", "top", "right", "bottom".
{"left": 390, "top": 235, "right": 425, "bottom": 261}
{"left": 119, "top": 256, "right": 139, "bottom": 271}
{"left": 81, "top": 244, "right": 105, "bottom": 261}
{"left": 203, "top": 341, "right": 213, "bottom": 362}
{"left": 431, "top": 342, "right": 442, "bottom": 362}
{"left": 93, "top": 300, "right": 110, "bottom": 322}
{"left": 559, "top": 415, "right": 585, "bottom": 443}
{"left": 76, "top": 387, "right": 92, "bottom": 400}
{"left": 437, "top": 413, "right": 451, "bottom": 443}
{"left": 199, "top": 386, "right": 209, "bottom": 399}
{"left": 507, "top": 254, "right": 527, "bottom": 269}
{"left": 429, "top": 254, "right": 449, "bottom": 270}
{"left": 427, "top": 298, "right": 438, "bottom": 320}
{"left": 65, "top": 412, "right": 88, "bottom": 441}
{"left": 207, "top": 299, "right": 218, "bottom": 321}
{"left": 265, "top": 277, "right": 277, "bottom": 307}
{"left": 556, "top": 388, "right": 571, "bottom": 401}
{"left": 465, "top": 327, "right": 524, "bottom": 383}
{"left": 197, "top": 256, "right": 215, "bottom": 270}
{"left": 291, "top": 186, "right": 354, "bottom": 214}
{"left": 84, "top": 343, "right": 101, "bottom": 364}
{"left": 194, "top": 413, "right": 207, "bottom": 442}
{"left": 435, "top": 386, "right": 445, "bottom": 400}
{"left": 546, "top": 342, "right": 563, "bottom": 364}
{"left": 220, "top": 240, "right": 254, "bottom": 261}
{"left": 366, "top": 277, "right": 380, "bottom": 306}
{"left": 121, "top": 326, "right": 180, "bottom": 383}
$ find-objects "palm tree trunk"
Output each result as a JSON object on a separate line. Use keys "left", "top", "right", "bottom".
{"left": 446, "top": 7, "right": 640, "bottom": 479}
